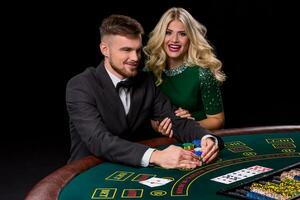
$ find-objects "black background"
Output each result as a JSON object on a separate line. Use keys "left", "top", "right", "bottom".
{"left": 2, "top": 1, "right": 299, "bottom": 199}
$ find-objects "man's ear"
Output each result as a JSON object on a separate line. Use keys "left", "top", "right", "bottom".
{"left": 100, "top": 42, "right": 109, "bottom": 57}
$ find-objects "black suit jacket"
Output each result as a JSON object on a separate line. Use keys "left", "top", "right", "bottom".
{"left": 66, "top": 62, "right": 224, "bottom": 166}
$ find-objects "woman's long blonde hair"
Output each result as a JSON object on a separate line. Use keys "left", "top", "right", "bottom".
{"left": 143, "top": 7, "right": 226, "bottom": 85}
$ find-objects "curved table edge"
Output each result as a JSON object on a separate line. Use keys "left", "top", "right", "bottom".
{"left": 25, "top": 156, "right": 102, "bottom": 200}
{"left": 25, "top": 125, "right": 300, "bottom": 200}
{"left": 25, "top": 137, "right": 176, "bottom": 200}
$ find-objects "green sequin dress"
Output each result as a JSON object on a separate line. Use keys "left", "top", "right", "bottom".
{"left": 159, "top": 65, "right": 223, "bottom": 121}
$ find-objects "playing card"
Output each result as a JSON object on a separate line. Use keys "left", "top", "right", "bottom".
{"left": 247, "top": 165, "right": 273, "bottom": 173}
{"left": 211, "top": 176, "right": 235, "bottom": 184}
{"left": 139, "top": 177, "right": 173, "bottom": 187}
{"left": 211, "top": 165, "right": 273, "bottom": 185}
{"left": 212, "top": 172, "right": 244, "bottom": 184}
{"left": 234, "top": 169, "right": 260, "bottom": 177}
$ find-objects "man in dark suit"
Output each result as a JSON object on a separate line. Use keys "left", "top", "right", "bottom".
{"left": 66, "top": 14, "right": 223, "bottom": 169}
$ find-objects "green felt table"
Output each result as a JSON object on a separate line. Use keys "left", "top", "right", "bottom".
{"left": 25, "top": 126, "right": 300, "bottom": 200}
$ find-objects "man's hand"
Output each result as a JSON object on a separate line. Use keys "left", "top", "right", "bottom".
{"left": 149, "top": 145, "right": 201, "bottom": 169}
{"left": 201, "top": 137, "right": 219, "bottom": 164}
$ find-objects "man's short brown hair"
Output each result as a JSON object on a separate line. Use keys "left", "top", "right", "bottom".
{"left": 100, "top": 14, "right": 144, "bottom": 39}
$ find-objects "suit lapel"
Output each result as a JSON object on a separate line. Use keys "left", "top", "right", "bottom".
{"left": 94, "top": 62, "right": 128, "bottom": 129}
{"left": 127, "top": 74, "right": 146, "bottom": 128}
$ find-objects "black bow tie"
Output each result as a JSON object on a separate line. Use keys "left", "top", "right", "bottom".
{"left": 116, "top": 79, "right": 135, "bottom": 92}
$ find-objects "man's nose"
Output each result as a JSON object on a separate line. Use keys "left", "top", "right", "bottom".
{"left": 130, "top": 51, "right": 140, "bottom": 61}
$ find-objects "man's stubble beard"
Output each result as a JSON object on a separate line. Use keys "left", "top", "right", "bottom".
{"left": 109, "top": 59, "right": 138, "bottom": 78}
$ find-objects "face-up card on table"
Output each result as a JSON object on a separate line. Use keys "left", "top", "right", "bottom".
{"left": 139, "top": 177, "right": 173, "bottom": 187}
{"left": 211, "top": 165, "right": 273, "bottom": 184}
{"left": 247, "top": 165, "right": 273, "bottom": 173}
{"left": 211, "top": 174, "right": 242, "bottom": 184}
{"left": 233, "top": 169, "right": 260, "bottom": 177}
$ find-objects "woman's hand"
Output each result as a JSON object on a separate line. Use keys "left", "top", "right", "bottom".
{"left": 175, "top": 107, "right": 195, "bottom": 120}
{"left": 151, "top": 118, "right": 173, "bottom": 138}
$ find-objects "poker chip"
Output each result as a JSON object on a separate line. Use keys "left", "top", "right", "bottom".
{"left": 192, "top": 139, "right": 201, "bottom": 148}
{"left": 249, "top": 179, "right": 300, "bottom": 199}
{"left": 194, "top": 147, "right": 202, "bottom": 157}
{"left": 294, "top": 175, "right": 300, "bottom": 181}
{"left": 246, "top": 191, "right": 274, "bottom": 200}
{"left": 182, "top": 143, "right": 194, "bottom": 150}
{"left": 281, "top": 170, "right": 300, "bottom": 184}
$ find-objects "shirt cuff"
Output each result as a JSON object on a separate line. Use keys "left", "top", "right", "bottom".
{"left": 202, "top": 135, "right": 218, "bottom": 146}
{"left": 141, "top": 148, "right": 156, "bottom": 167}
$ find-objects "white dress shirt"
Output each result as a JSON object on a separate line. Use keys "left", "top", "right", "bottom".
{"left": 105, "top": 68, "right": 131, "bottom": 114}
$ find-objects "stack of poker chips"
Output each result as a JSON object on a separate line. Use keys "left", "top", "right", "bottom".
{"left": 182, "top": 139, "right": 202, "bottom": 159}
{"left": 248, "top": 178, "right": 300, "bottom": 200}
{"left": 225, "top": 174, "right": 300, "bottom": 199}
{"left": 280, "top": 168, "right": 300, "bottom": 181}
{"left": 182, "top": 143, "right": 194, "bottom": 151}
{"left": 232, "top": 188, "right": 275, "bottom": 200}
{"left": 218, "top": 164, "right": 300, "bottom": 200}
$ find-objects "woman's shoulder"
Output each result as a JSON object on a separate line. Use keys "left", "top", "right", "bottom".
{"left": 189, "top": 65, "right": 217, "bottom": 84}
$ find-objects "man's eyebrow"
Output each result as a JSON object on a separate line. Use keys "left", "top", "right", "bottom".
{"left": 120, "top": 46, "right": 132, "bottom": 50}
{"left": 120, "top": 47, "right": 142, "bottom": 51}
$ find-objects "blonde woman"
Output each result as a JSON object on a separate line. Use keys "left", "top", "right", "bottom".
{"left": 144, "top": 7, "right": 226, "bottom": 136}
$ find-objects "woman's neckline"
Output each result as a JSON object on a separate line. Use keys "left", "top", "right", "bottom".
{"left": 164, "top": 65, "right": 188, "bottom": 76}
